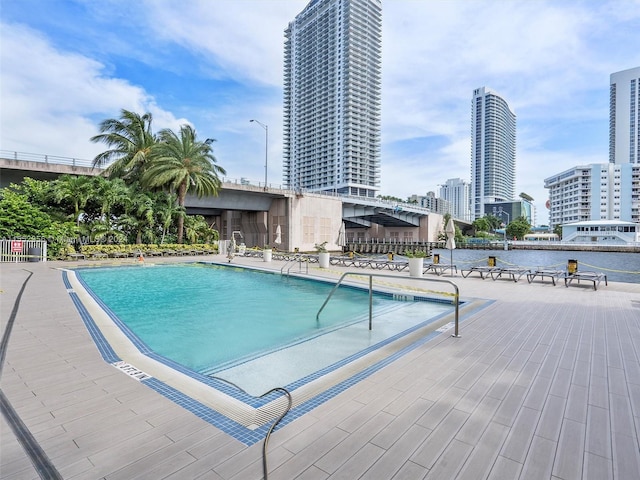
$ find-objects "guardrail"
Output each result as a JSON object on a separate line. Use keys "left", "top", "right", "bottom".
{"left": 0, "top": 150, "right": 94, "bottom": 168}
{"left": 316, "top": 272, "right": 460, "bottom": 336}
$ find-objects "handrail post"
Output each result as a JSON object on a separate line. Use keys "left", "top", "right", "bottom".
{"left": 316, "top": 272, "right": 461, "bottom": 338}
{"left": 369, "top": 276, "right": 373, "bottom": 330}
{"left": 452, "top": 284, "right": 460, "bottom": 338}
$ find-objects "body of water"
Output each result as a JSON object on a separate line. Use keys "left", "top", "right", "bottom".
{"left": 432, "top": 248, "right": 639, "bottom": 284}
{"left": 76, "top": 263, "right": 452, "bottom": 373}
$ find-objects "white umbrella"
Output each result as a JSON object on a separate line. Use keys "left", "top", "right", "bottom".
{"left": 337, "top": 222, "right": 346, "bottom": 247}
{"left": 227, "top": 237, "right": 236, "bottom": 262}
{"left": 445, "top": 218, "right": 456, "bottom": 275}
{"left": 274, "top": 224, "right": 282, "bottom": 245}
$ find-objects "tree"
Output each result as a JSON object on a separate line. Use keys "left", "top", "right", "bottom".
{"left": 153, "top": 191, "right": 184, "bottom": 244}
{"left": 91, "top": 109, "right": 156, "bottom": 183}
{"left": 553, "top": 223, "right": 563, "bottom": 239}
{"left": 51, "top": 175, "right": 93, "bottom": 226}
{"left": 119, "top": 190, "right": 155, "bottom": 244}
{"left": 376, "top": 195, "right": 404, "bottom": 203}
{"left": 183, "top": 215, "right": 217, "bottom": 244}
{"left": 506, "top": 216, "right": 532, "bottom": 240}
{"left": 472, "top": 216, "right": 490, "bottom": 233}
{"left": 94, "top": 176, "right": 130, "bottom": 235}
{"left": 142, "top": 125, "right": 226, "bottom": 243}
{"left": 0, "top": 184, "right": 78, "bottom": 257}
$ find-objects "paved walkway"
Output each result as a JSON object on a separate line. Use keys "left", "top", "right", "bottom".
{"left": 1, "top": 255, "right": 639, "bottom": 479}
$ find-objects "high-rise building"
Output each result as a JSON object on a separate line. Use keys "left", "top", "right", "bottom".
{"left": 283, "top": 0, "right": 382, "bottom": 197}
{"left": 408, "top": 192, "right": 452, "bottom": 216}
{"left": 470, "top": 87, "right": 516, "bottom": 220}
{"left": 609, "top": 66, "right": 640, "bottom": 164}
{"left": 439, "top": 178, "right": 471, "bottom": 221}
{"left": 544, "top": 163, "right": 640, "bottom": 229}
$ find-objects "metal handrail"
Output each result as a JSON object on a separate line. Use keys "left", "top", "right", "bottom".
{"left": 280, "top": 255, "right": 309, "bottom": 275}
{"left": 316, "top": 272, "right": 461, "bottom": 337}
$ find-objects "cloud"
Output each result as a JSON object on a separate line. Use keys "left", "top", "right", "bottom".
{"left": 0, "top": 21, "right": 187, "bottom": 160}
{"left": 2, "top": 0, "right": 639, "bottom": 223}
{"left": 138, "top": 0, "right": 307, "bottom": 87}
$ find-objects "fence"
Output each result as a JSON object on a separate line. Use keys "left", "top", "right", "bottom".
{"left": 0, "top": 240, "right": 47, "bottom": 262}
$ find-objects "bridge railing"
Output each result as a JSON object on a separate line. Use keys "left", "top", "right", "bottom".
{"left": 1, "top": 150, "right": 468, "bottom": 223}
{"left": 0, "top": 150, "right": 95, "bottom": 168}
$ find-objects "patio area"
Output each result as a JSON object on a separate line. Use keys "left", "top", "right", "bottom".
{"left": 1, "top": 255, "right": 639, "bottom": 479}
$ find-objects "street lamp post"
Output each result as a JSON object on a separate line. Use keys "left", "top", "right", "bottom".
{"left": 498, "top": 210, "right": 510, "bottom": 248}
{"left": 250, "top": 119, "right": 268, "bottom": 190}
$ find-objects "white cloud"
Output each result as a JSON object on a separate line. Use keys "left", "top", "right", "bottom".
{"left": 140, "top": 0, "right": 307, "bottom": 87}
{"left": 2, "top": 0, "right": 639, "bottom": 223}
{"left": 0, "top": 22, "right": 187, "bottom": 160}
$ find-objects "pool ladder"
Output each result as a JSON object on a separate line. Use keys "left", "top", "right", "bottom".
{"left": 281, "top": 254, "right": 309, "bottom": 276}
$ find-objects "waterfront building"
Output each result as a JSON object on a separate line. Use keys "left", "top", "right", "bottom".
{"left": 439, "top": 178, "right": 471, "bottom": 221}
{"left": 470, "top": 87, "right": 517, "bottom": 220}
{"left": 484, "top": 200, "right": 534, "bottom": 226}
{"left": 610, "top": 66, "right": 640, "bottom": 165}
{"left": 408, "top": 191, "right": 452, "bottom": 216}
{"left": 544, "top": 163, "right": 640, "bottom": 229}
{"left": 283, "top": 0, "right": 382, "bottom": 197}
{"left": 561, "top": 220, "right": 639, "bottom": 244}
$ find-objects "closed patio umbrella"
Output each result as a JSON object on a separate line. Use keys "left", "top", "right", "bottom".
{"left": 274, "top": 224, "right": 282, "bottom": 245}
{"left": 445, "top": 218, "right": 456, "bottom": 276}
{"left": 337, "top": 222, "right": 346, "bottom": 247}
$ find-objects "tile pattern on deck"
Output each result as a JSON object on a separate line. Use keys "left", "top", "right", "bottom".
{"left": 1, "top": 256, "right": 639, "bottom": 479}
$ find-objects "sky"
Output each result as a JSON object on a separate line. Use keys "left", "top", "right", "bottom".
{"left": 1, "top": 0, "right": 640, "bottom": 225}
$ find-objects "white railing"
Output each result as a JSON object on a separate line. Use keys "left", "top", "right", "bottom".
{"left": 0, "top": 239, "right": 47, "bottom": 262}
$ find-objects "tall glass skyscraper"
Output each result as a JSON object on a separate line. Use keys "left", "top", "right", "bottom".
{"left": 283, "top": 0, "right": 382, "bottom": 197}
{"left": 609, "top": 66, "right": 640, "bottom": 165}
{"left": 470, "top": 87, "right": 516, "bottom": 220}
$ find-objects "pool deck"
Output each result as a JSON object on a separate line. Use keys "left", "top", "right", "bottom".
{"left": 1, "top": 255, "right": 639, "bottom": 479}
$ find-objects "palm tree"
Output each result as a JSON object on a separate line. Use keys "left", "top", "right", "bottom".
{"left": 94, "top": 177, "right": 130, "bottom": 235}
{"left": 183, "top": 214, "right": 217, "bottom": 244}
{"left": 142, "top": 125, "right": 226, "bottom": 243}
{"left": 119, "top": 192, "right": 155, "bottom": 244}
{"left": 154, "top": 191, "right": 184, "bottom": 244}
{"left": 90, "top": 109, "right": 155, "bottom": 183}
{"left": 52, "top": 175, "right": 93, "bottom": 226}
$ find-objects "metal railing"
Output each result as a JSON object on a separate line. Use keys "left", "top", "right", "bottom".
{"left": 0, "top": 150, "right": 94, "bottom": 168}
{"left": 281, "top": 255, "right": 309, "bottom": 275}
{"left": 316, "top": 272, "right": 460, "bottom": 336}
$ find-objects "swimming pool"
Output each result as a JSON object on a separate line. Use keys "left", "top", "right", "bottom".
{"left": 76, "top": 263, "right": 449, "bottom": 374}
{"left": 67, "top": 262, "right": 466, "bottom": 444}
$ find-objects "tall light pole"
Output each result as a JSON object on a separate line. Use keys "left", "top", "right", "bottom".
{"left": 250, "top": 119, "right": 268, "bottom": 190}
{"left": 498, "top": 210, "right": 510, "bottom": 245}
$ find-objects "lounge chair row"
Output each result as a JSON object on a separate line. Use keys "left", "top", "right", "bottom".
{"left": 330, "top": 256, "right": 409, "bottom": 271}
{"left": 67, "top": 249, "right": 216, "bottom": 261}
{"left": 461, "top": 266, "right": 607, "bottom": 290}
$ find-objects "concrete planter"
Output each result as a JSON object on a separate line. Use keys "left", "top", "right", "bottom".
{"left": 408, "top": 257, "right": 424, "bottom": 277}
{"left": 318, "top": 252, "right": 330, "bottom": 268}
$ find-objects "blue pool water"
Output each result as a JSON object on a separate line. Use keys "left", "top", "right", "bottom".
{"left": 76, "top": 263, "right": 452, "bottom": 374}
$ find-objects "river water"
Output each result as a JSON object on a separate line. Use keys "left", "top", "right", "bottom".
{"left": 431, "top": 248, "right": 640, "bottom": 284}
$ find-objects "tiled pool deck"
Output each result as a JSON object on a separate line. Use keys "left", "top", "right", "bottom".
{"left": 1, "top": 255, "right": 639, "bottom": 479}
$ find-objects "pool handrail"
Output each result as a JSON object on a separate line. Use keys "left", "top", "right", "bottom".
{"left": 281, "top": 254, "right": 309, "bottom": 275}
{"left": 316, "top": 272, "right": 461, "bottom": 337}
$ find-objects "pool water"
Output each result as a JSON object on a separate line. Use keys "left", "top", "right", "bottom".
{"left": 76, "top": 263, "right": 453, "bottom": 375}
